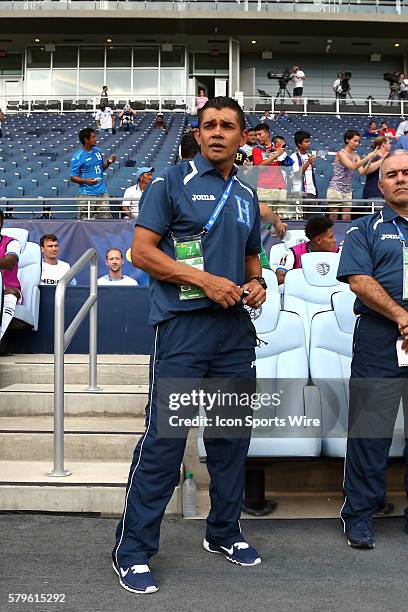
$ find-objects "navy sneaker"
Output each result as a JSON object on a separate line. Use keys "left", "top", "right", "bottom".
{"left": 112, "top": 557, "right": 158, "bottom": 594}
{"left": 346, "top": 518, "right": 375, "bottom": 549}
{"left": 203, "top": 538, "right": 261, "bottom": 566}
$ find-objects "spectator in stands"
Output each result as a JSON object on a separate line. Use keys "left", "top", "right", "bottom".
{"left": 40, "top": 234, "right": 76, "bottom": 286}
{"left": 337, "top": 149, "right": 408, "bottom": 550}
{"left": 399, "top": 73, "right": 408, "bottom": 99}
{"left": 95, "top": 103, "right": 115, "bottom": 134}
{"left": 363, "top": 121, "right": 380, "bottom": 138}
{"left": 0, "top": 211, "right": 21, "bottom": 342}
{"left": 179, "top": 131, "right": 200, "bottom": 160}
{"left": 195, "top": 87, "right": 208, "bottom": 112}
{"left": 153, "top": 112, "right": 167, "bottom": 132}
{"left": 332, "top": 73, "right": 343, "bottom": 99}
{"left": 290, "top": 130, "right": 318, "bottom": 201}
{"left": 275, "top": 214, "right": 338, "bottom": 285}
{"left": 379, "top": 121, "right": 396, "bottom": 138}
{"left": 362, "top": 136, "right": 391, "bottom": 200}
{"left": 260, "top": 109, "right": 272, "bottom": 123}
{"left": 97, "top": 248, "right": 138, "bottom": 286}
{"left": 290, "top": 65, "right": 305, "bottom": 104}
{"left": 396, "top": 117, "right": 408, "bottom": 138}
{"left": 100, "top": 85, "right": 109, "bottom": 106}
{"left": 326, "top": 129, "right": 379, "bottom": 221}
{"left": 118, "top": 104, "right": 137, "bottom": 132}
{"left": 121, "top": 167, "right": 154, "bottom": 219}
{"left": 0, "top": 107, "right": 4, "bottom": 139}
{"left": 241, "top": 128, "right": 257, "bottom": 153}
{"left": 252, "top": 123, "right": 288, "bottom": 216}
{"left": 70, "top": 127, "right": 116, "bottom": 220}
{"left": 113, "top": 96, "right": 264, "bottom": 595}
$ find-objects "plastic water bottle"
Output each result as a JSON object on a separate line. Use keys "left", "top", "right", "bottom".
{"left": 182, "top": 472, "right": 197, "bottom": 518}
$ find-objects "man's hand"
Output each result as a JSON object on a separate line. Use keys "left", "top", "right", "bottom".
{"left": 202, "top": 273, "right": 242, "bottom": 309}
{"left": 273, "top": 220, "right": 287, "bottom": 239}
{"left": 307, "top": 155, "right": 317, "bottom": 166}
{"left": 397, "top": 312, "right": 408, "bottom": 352}
{"left": 85, "top": 178, "right": 99, "bottom": 185}
{"left": 240, "top": 279, "right": 266, "bottom": 308}
{"left": 107, "top": 154, "right": 117, "bottom": 164}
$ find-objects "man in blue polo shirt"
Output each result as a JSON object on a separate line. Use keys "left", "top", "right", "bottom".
{"left": 337, "top": 149, "right": 408, "bottom": 550}
{"left": 70, "top": 127, "right": 116, "bottom": 219}
{"left": 113, "top": 97, "right": 267, "bottom": 594}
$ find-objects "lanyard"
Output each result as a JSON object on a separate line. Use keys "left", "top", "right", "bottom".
{"left": 392, "top": 219, "right": 407, "bottom": 247}
{"left": 203, "top": 176, "right": 235, "bottom": 234}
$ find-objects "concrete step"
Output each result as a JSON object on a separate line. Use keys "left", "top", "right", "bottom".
{"left": 0, "top": 354, "right": 150, "bottom": 388}
{"left": 0, "top": 461, "right": 181, "bottom": 515}
{"left": 0, "top": 384, "right": 149, "bottom": 416}
{"left": 0, "top": 416, "right": 145, "bottom": 462}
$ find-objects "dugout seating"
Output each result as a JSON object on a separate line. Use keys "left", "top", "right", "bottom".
{"left": 309, "top": 290, "right": 406, "bottom": 457}
{"left": 1, "top": 227, "right": 41, "bottom": 331}
{"left": 283, "top": 251, "right": 349, "bottom": 351}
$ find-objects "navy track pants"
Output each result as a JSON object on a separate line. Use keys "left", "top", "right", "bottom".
{"left": 114, "top": 307, "right": 256, "bottom": 566}
{"left": 341, "top": 314, "right": 408, "bottom": 531}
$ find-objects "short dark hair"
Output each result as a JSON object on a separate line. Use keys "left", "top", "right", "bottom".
{"left": 105, "top": 247, "right": 123, "bottom": 259}
{"left": 40, "top": 234, "right": 58, "bottom": 247}
{"left": 79, "top": 127, "right": 96, "bottom": 145}
{"left": 369, "top": 120, "right": 377, "bottom": 127}
{"left": 343, "top": 129, "right": 360, "bottom": 144}
{"left": 255, "top": 123, "right": 270, "bottom": 133}
{"left": 305, "top": 215, "right": 334, "bottom": 241}
{"left": 247, "top": 127, "right": 256, "bottom": 133}
{"left": 272, "top": 135, "right": 285, "bottom": 145}
{"left": 294, "top": 130, "right": 311, "bottom": 146}
{"left": 198, "top": 97, "right": 246, "bottom": 132}
{"left": 197, "top": 96, "right": 246, "bottom": 132}
{"left": 0, "top": 210, "right": 4, "bottom": 220}
{"left": 180, "top": 132, "right": 200, "bottom": 160}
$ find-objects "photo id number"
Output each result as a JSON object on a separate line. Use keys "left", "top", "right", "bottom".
{"left": 8, "top": 594, "right": 66, "bottom": 604}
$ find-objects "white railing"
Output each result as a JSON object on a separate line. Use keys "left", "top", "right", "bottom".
{"left": 0, "top": 0, "right": 404, "bottom": 15}
{"left": 1, "top": 94, "right": 407, "bottom": 116}
{"left": 0, "top": 198, "right": 384, "bottom": 220}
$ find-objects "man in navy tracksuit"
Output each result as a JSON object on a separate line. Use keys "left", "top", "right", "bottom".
{"left": 113, "top": 97, "right": 267, "bottom": 594}
{"left": 337, "top": 149, "right": 408, "bottom": 549}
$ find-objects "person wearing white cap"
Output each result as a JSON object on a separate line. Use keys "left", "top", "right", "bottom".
{"left": 121, "top": 167, "right": 154, "bottom": 219}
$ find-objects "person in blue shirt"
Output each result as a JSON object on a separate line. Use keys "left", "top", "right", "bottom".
{"left": 113, "top": 97, "right": 267, "bottom": 594}
{"left": 337, "top": 149, "right": 408, "bottom": 550}
{"left": 70, "top": 127, "right": 116, "bottom": 220}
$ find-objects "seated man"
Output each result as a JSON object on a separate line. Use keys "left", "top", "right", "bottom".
{"left": 121, "top": 167, "right": 154, "bottom": 219}
{"left": 363, "top": 121, "right": 380, "bottom": 138}
{"left": 118, "top": 104, "right": 137, "bottom": 132}
{"left": 97, "top": 248, "right": 138, "bottom": 286}
{"left": 0, "top": 211, "right": 22, "bottom": 342}
{"left": 276, "top": 215, "right": 338, "bottom": 285}
{"left": 40, "top": 233, "right": 76, "bottom": 286}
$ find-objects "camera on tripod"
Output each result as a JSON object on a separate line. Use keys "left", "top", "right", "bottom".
{"left": 267, "top": 68, "right": 291, "bottom": 89}
{"left": 339, "top": 72, "right": 352, "bottom": 93}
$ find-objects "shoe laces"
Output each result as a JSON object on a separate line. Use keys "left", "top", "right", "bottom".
{"left": 130, "top": 564, "right": 150, "bottom": 574}
{"left": 234, "top": 542, "right": 249, "bottom": 550}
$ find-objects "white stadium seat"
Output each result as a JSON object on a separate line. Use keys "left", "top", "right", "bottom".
{"left": 14, "top": 242, "right": 41, "bottom": 331}
{"left": 269, "top": 228, "right": 307, "bottom": 271}
{"left": 198, "top": 268, "right": 321, "bottom": 460}
{"left": 283, "top": 251, "right": 348, "bottom": 351}
{"left": 1, "top": 228, "right": 41, "bottom": 331}
{"left": 310, "top": 290, "right": 405, "bottom": 457}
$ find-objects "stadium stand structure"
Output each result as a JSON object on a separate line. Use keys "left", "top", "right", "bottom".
{"left": 0, "top": 112, "right": 400, "bottom": 217}
{"left": 0, "top": 112, "right": 186, "bottom": 217}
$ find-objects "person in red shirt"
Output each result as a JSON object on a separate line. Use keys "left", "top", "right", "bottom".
{"left": 252, "top": 123, "right": 290, "bottom": 216}
{"left": 379, "top": 121, "right": 396, "bottom": 138}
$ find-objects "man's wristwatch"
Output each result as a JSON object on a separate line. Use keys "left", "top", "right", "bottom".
{"left": 248, "top": 276, "right": 268, "bottom": 290}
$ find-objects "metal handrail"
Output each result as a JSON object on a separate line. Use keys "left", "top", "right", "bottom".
{"left": 48, "top": 248, "right": 98, "bottom": 477}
